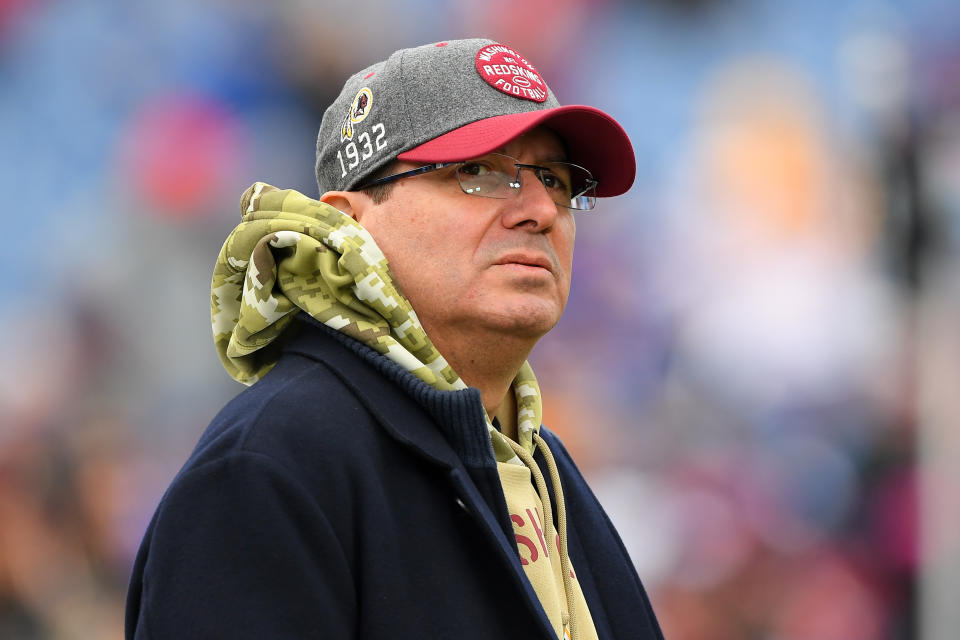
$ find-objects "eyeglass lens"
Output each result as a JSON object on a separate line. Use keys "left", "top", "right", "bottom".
{"left": 455, "top": 153, "right": 597, "bottom": 211}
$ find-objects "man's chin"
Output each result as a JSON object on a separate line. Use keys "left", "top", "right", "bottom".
{"left": 481, "top": 297, "right": 565, "bottom": 339}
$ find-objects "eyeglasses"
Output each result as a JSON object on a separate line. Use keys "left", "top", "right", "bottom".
{"left": 354, "top": 152, "right": 599, "bottom": 211}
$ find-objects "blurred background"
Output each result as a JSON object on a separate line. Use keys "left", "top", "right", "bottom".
{"left": 1, "top": 0, "right": 958, "bottom": 638}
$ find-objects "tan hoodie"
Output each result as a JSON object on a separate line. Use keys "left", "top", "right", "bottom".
{"left": 497, "top": 418, "right": 598, "bottom": 640}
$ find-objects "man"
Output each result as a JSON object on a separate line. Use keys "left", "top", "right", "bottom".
{"left": 125, "top": 38, "right": 664, "bottom": 640}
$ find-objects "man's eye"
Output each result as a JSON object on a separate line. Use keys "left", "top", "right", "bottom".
{"left": 540, "top": 171, "right": 569, "bottom": 192}
{"left": 460, "top": 161, "right": 493, "bottom": 177}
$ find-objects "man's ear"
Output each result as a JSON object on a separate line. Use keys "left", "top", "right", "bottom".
{"left": 319, "top": 190, "right": 371, "bottom": 221}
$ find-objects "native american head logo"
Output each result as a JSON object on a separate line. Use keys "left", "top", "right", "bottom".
{"left": 349, "top": 87, "right": 373, "bottom": 124}
{"left": 354, "top": 93, "right": 368, "bottom": 117}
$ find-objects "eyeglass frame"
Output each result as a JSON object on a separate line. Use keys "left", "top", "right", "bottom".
{"left": 352, "top": 153, "right": 600, "bottom": 211}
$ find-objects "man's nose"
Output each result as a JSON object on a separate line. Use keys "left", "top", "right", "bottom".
{"left": 501, "top": 168, "right": 560, "bottom": 231}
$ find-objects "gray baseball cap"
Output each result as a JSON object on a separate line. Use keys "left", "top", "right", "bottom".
{"left": 315, "top": 38, "right": 635, "bottom": 198}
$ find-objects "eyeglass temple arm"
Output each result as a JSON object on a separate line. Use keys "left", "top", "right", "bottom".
{"left": 574, "top": 178, "right": 599, "bottom": 199}
{"left": 354, "top": 162, "right": 455, "bottom": 190}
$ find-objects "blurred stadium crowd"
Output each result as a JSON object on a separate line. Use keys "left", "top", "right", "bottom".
{"left": 1, "top": 0, "right": 959, "bottom": 638}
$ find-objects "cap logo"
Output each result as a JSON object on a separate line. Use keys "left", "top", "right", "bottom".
{"left": 349, "top": 87, "right": 373, "bottom": 123}
{"left": 340, "top": 87, "right": 374, "bottom": 142}
{"left": 474, "top": 43, "right": 547, "bottom": 103}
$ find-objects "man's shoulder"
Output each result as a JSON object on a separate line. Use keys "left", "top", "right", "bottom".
{"left": 185, "top": 348, "right": 382, "bottom": 478}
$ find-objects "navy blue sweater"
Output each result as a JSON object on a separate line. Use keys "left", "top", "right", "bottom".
{"left": 125, "top": 318, "right": 664, "bottom": 639}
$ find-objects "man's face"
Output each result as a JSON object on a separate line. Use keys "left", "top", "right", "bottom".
{"left": 353, "top": 126, "right": 576, "bottom": 343}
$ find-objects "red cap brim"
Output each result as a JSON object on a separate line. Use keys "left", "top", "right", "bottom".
{"left": 396, "top": 105, "right": 635, "bottom": 197}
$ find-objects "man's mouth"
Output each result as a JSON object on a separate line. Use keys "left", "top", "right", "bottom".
{"left": 494, "top": 253, "right": 554, "bottom": 272}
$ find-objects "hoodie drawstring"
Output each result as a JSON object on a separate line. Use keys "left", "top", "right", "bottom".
{"left": 506, "top": 434, "right": 578, "bottom": 640}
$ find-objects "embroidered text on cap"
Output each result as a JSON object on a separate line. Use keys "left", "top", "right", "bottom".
{"left": 474, "top": 43, "right": 547, "bottom": 103}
